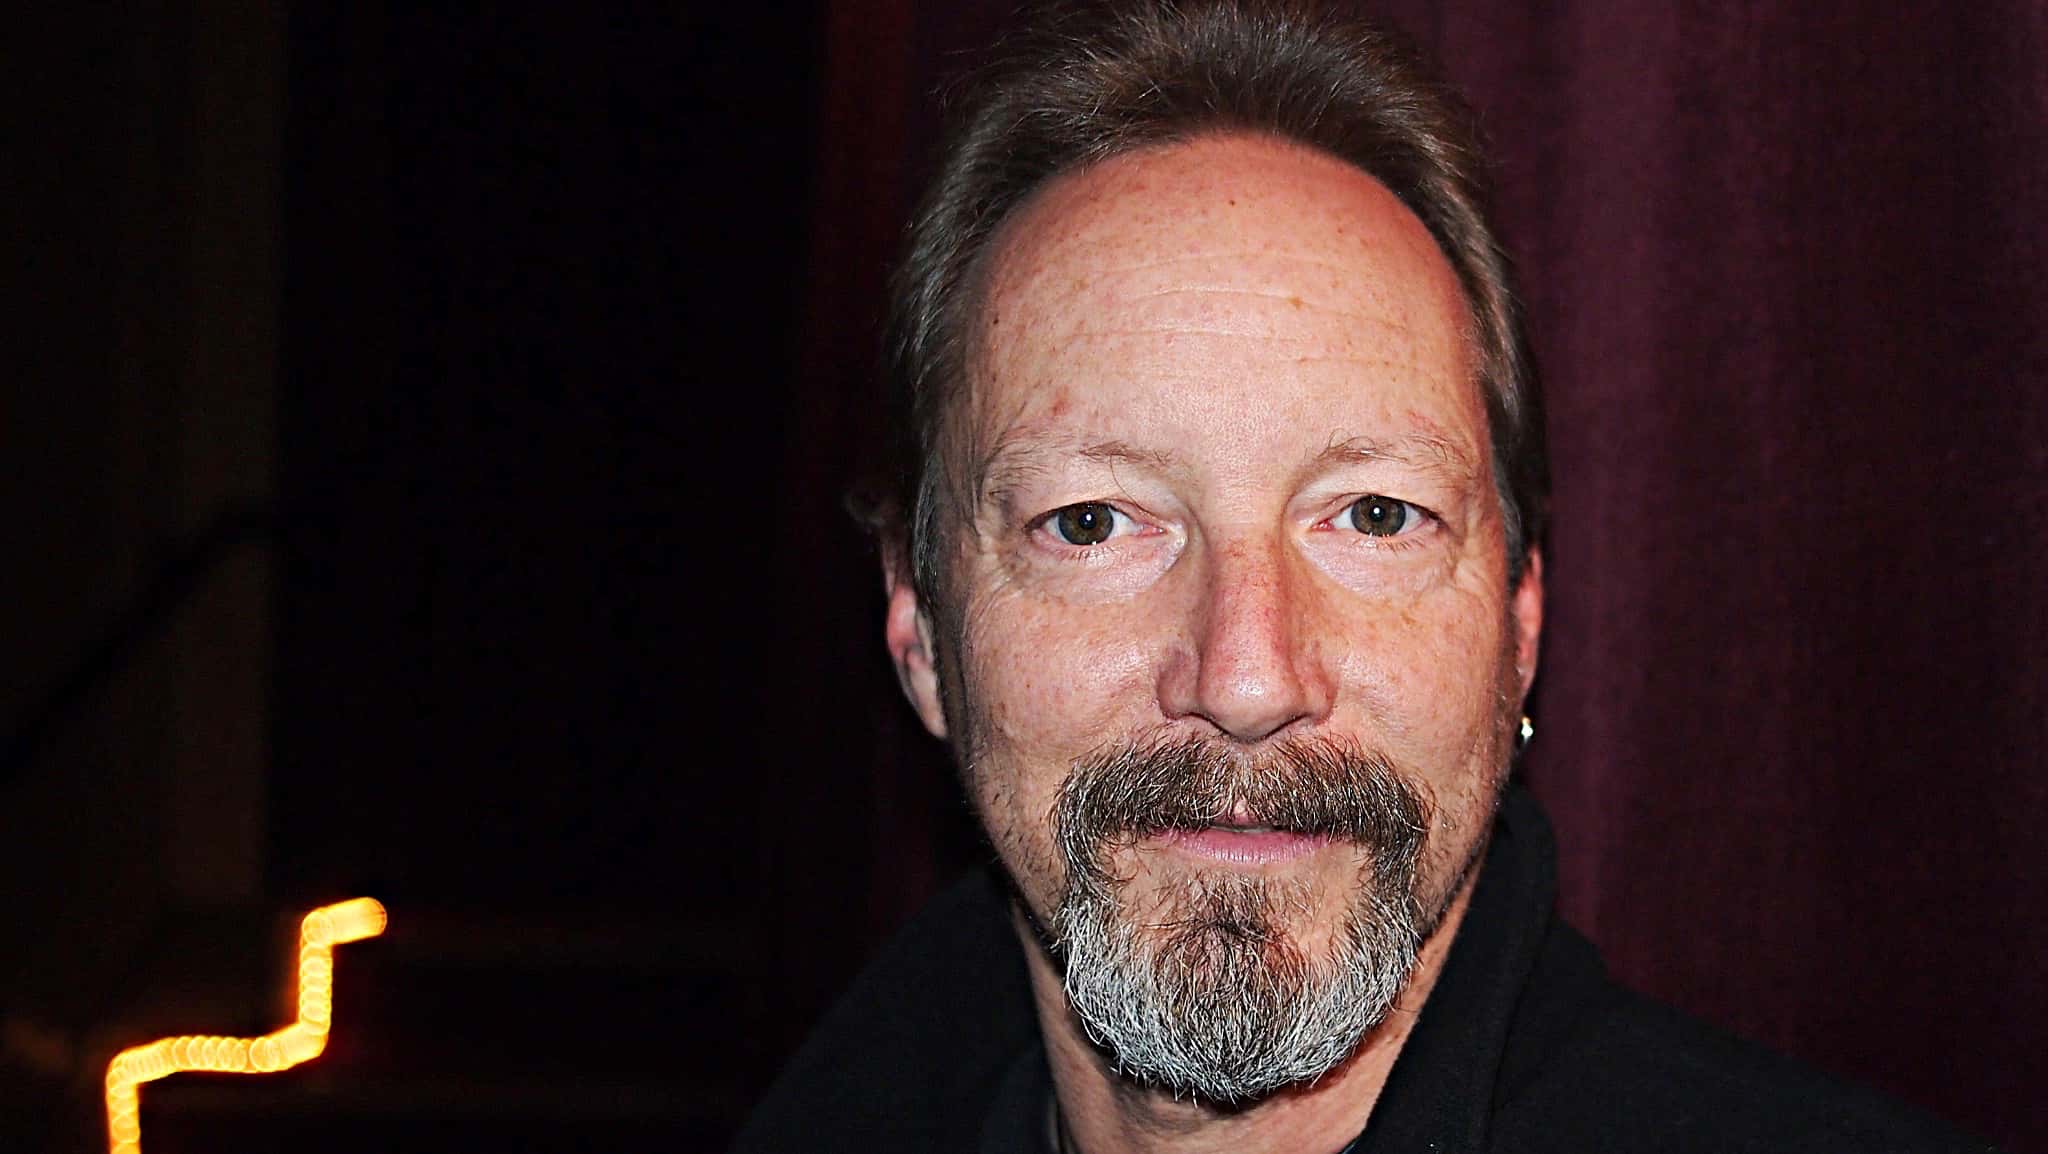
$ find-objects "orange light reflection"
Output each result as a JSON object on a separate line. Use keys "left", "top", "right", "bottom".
{"left": 104, "top": 898, "right": 386, "bottom": 1154}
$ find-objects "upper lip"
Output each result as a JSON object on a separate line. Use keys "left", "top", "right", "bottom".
{"left": 1205, "top": 816, "right": 1285, "bottom": 833}
{"left": 1207, "top": 803, "right": 1278, "bottom": 832}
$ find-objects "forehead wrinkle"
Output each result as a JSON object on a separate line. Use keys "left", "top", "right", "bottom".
{"left": 991, "top": 220, "right": 1450, "bottom": 331}
{"left": 1138, "top": 285, "right": 1386, "bottom": 319}
{"left": 1019, "top": 248, "right": 1376, "bottom": 279}
{"left": 1060, "top": 326, "right": 1332, "bottom": 341}
{"left": 1039, "top": 289, "right": 1451, "bottom": 352}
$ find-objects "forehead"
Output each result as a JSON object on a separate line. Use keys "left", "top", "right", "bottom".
{"left": 967, "top": 134, "right": 1481, "bottom": 464}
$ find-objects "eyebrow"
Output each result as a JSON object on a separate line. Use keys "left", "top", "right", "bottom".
{"left": 1077, "top": 439, "right": 1179, "bottom": 470}
{"left": 1311, "top": 432, "right": 1478, "bottom": 479}
{"left": 975, "top": 429, "right": 1480, "bottom": 510}
{"left": 977, "top": 436, "right": 1176, "bottom": 509}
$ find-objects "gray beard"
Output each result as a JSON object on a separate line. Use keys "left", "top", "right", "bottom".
{"left": 1046, "top": 736, "right": 1429, "bottom": 1104}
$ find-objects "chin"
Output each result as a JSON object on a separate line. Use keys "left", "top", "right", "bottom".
{"left": 1049, "top": 839, "right": 1425, "bottom": 1104}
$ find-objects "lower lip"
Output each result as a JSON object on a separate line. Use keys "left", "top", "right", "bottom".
{"left": 1161, "top": 828, "right": 1333, "bottom": 866}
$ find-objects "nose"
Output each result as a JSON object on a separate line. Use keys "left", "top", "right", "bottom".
{"left": 1161, "top": 536, "right": 1332, "bottom": 742}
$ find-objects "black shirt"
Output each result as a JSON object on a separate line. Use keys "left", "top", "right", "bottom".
{"left": 734, "top": 787, "right": 1991, "bottom": 1153}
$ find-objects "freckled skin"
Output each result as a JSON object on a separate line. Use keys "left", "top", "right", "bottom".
{"left": 884, "top": 134, "right": 1544, "bottom": 1154}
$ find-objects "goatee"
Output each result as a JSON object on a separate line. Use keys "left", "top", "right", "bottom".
{"left": 1048, "top": 734, "right": 1431, "bottom": 1104}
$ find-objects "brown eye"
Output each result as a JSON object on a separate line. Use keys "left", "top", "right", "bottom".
{"left": 1052, "top": 503, "right": 1119, "bottom": 546}
{"left": 1348, "top": 495, "right": 1410, "bottom": 537}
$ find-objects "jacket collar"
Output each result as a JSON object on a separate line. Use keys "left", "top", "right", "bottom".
{"left": 1353, "top": 784, "right": 1562, "bottom": 1154}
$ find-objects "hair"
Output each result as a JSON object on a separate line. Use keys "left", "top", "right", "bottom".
{"left": 858, "top": 0, "right": 1549, "bottom": 606}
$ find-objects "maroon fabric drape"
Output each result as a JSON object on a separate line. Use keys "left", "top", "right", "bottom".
{"left": 1374, "top": 5, "right": 2048, "bottom": 1146}
{"left": 775, "top": 3, "right": 2047, "bottom": 1148}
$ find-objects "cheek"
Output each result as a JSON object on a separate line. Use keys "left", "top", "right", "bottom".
{"left": 959, "top": 588, "right": 1160, "bottom": 751}
{"left": 1334, "top": 584, "right": 1513, "bottom": 778}
{"left": 1316, "top": 586, "right": 1511, "bottom": 919}
{"left": 952, "top": 590, "right": 1161, "bottom": 873}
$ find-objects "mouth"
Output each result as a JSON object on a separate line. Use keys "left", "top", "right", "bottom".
{"left": 1155, "top": 823, "right": 1335, "bottom": 867}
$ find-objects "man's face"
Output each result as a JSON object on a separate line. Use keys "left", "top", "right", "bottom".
{"left": 886, "top": 134, "right": 1542, "bottom": 1098}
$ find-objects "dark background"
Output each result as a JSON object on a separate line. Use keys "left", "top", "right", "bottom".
{"left": 3, "top": 2, "right": 2042, "bottom": 1152}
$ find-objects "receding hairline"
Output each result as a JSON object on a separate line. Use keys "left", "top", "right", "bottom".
{"left": 975, "top": 131, "right": 1465, "bottom": 311}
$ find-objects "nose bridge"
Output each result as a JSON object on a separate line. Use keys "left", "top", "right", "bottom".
{"left": 1184, "top": 528, "right": 1327, "bottom": 741}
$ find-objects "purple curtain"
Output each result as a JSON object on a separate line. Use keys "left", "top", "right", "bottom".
{"left": 775, "top": 3, "right": 2047, "bottom": 1148}
{"left": 1377, "top": 5, "right": 2048, "bottom": 1144}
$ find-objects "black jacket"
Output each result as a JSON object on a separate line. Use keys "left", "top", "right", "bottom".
{"left": 734, "top": 787, "right": 1991, "bottom": 1153}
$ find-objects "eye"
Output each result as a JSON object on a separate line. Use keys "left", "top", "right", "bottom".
{"left": 1346, "top": 494, "right": 1418, "bottom": 537}
{"left": 1048, "top": 502, "right": 1125, "bottom": 546}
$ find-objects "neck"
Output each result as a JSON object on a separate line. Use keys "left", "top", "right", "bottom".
{"left": 1017, "top": 874, "right": 1479, "bottom": 1154}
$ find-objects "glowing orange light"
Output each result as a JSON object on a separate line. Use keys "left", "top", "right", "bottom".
{"left": 104, "top": 897, "right": 386, "bottom": 1154}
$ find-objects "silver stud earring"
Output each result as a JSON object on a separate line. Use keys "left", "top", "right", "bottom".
{"left": 1516, "top": 714, "right": 1535, "bottom": 753}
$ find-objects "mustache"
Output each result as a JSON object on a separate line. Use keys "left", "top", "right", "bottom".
{"left": 1054, "top": 734, "right": 1431, "bottom": 895}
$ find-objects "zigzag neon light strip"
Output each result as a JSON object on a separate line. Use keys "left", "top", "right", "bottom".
{"left": 104, "top": 897, "right": 387, "bottom": 1154}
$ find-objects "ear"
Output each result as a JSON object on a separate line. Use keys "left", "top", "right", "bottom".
{"left": 883, "top": 551, "right": 950, "bottom": 739}
{"left": 1510, "top": 547, "right": 1545, "bottom": 704}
